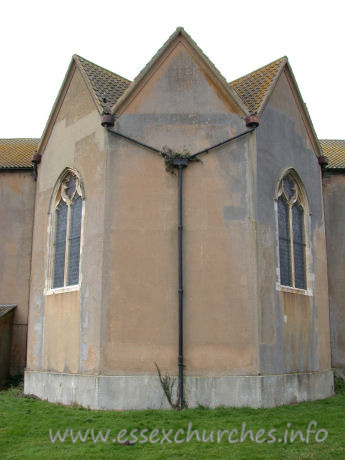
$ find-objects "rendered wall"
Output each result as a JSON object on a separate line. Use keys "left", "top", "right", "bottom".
{"left": 25, "top": 41, "right": 334, "bottom": 409}
{"left": 101, "top": 41, "right": 259, "bottom": 377}
{"left": 256, "top": 69, "right": 331, "bottom": 375}
{"left": 323, "top": 171, "right": 345, "bottom": 367}
{"left": 26, "top": 65, "right": 106, "bottom": 375}
{"left": 0, "top": 170, "right": 35, "bottom": 375}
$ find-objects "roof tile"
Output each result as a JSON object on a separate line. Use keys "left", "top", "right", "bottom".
{"left": 230, "top": 57, "right": 286, "bottom": 114}
{"left": 319, "top": 140, "right": 345, "bottom": 169}
{"left": 2, "top": 56, "right": 344, "bottom": 172}
{"left": 0, "top": 305, "right": 16, "bottom": 319}
{"left": 0, "top": 138, "right": 39, "bottom": 169}
{"left": 75, "top": 55, "right": 131, "bottom": 111}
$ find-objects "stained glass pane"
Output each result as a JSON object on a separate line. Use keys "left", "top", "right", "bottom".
{"left": 65, "top": 175, "right": 76, "bottom": 199}
{"left": 293, "top": 203, "right": 306, "bottom": 289}
{"left": 278, "top": 196, "right": 292, "bottom": 286}
{"left": 283, "top": 175, "right": 296, "bottom": 202}
{"left": 67, "top": 195, "right": 82, "bottom": 286}
{"left": 53, "top": 200, "right": 68, "bottom": 288}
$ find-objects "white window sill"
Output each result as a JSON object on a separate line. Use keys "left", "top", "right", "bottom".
{"left": 44, "top": 285, "right": 80, "bottom": 296}
{"left": 276, "top": 284, "right": 313, "bottom": 296}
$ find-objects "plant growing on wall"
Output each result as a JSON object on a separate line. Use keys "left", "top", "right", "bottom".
{"left": 154, "top": 362, "right": 187, "bottom": 409}
{"left": 160, "top": 146, "right": 201, "bottom": 174}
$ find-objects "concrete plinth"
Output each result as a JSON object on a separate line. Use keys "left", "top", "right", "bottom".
{"left": 24, "top": 370, "right": 333, "bottom": 410}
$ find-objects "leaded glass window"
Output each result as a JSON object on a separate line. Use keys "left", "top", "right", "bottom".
{"left": 53, "top": 201, "right": 68, "bottom": 288}
{"left": 277, "top": 173, "right": 307, "bottom": 290}
{"left": 52, "top": 172, "right": 83, "bottom": 289}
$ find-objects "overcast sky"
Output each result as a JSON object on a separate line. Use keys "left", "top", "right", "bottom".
{"left": 1, "top": 0, "right": 343, "bottom": 139}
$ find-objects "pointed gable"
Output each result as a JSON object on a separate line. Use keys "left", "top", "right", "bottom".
{"left": 267, "top": 63, "right": 321, "bottom": 156}
{"left": 112, "top": 27, "right": 249, "bottom": 117}
{"left": 231, "top": 56, "right": 321, "bottom": 156}
{"left": 36, "top": 33, "right": 324, "bottom": 158}
{"left": 38, "top": 56, "right": 130, "bottom": 155}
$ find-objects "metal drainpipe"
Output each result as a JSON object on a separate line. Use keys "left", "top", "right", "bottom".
{"left": 103, "top": 119, "right": 259, "bottom": 410}
{"left": 172, "top": 158, "right": 189, "bottom": 409}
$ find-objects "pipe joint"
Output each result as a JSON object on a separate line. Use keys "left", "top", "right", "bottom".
{"left": 31, "top": 151, "right": 42, "bottom": 165}
{"left": 101, "top": 113, "right": 115, "bottom": 128}
{"left": 245, "top": 114, "right": 259, "bottom": 128}
{"left": 172, "top": 158, "right": 189, "bottom": 168}
{"left": 31, "top": 151, "right": 41, "bottom": 181}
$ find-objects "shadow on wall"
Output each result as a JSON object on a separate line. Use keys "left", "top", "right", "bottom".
{"left": 0, "top": 306, "right": 16, "bottom": 388}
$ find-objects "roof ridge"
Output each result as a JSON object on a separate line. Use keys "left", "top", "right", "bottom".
{"left": 0, "top": 138, "right": 40, "bottom": 141}
{"left": 73, "top": 54, "right": 131, "bottom": 83}
{"left": 319, "top": 139, "right": 345, "bottom": 142}
{"left": 230, "top": 56, "right": 287, "bottom": 84}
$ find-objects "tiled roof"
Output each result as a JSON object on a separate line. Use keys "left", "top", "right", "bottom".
{"left": 0, "top": 138, "right": 39, "bottom": 169}
{"left": 230, "top": 57, "right": 286, "bottom": 114}
{"left": 319, "top": 140, "right": 345, "bottom": 169}
{"left": 75, "top": 55, "right": 131, "bottom": 112}
{"left": 5, "top": 55, "right": 342, "bottom": 174}
{"left": 0, "top": 305, "right": 16, "bottom": 319}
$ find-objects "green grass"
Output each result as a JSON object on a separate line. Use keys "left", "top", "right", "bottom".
{"left": 1, "top": 377, "right": 345, "bottom": 459}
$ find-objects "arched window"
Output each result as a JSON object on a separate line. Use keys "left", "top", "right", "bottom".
{"left": 276, "top": 172, "right": 307, "bottom": 290}
{"left": 49, "top": 170, "right": 84, "bottom": 290}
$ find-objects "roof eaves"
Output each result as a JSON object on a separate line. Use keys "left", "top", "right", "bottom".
{"left": 284, "top": 61, "right": 322, "bottom": 157}
{"left": 73, "top": 55, "right": 104, "bottom": 114}
{"left": 256, "top": 57, "right": 287, "bottom": 115}
{"left": 0, "top": 166, "right": 33, "bottom": 171}
{"left": 37, "top": 58, "right": 77, "bottom": 155}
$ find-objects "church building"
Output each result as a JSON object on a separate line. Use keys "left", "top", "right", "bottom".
{"left": 0, "top": 28, "right": 344, "bottom": 409}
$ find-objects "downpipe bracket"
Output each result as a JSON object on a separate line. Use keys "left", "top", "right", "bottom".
{"left": 172, "top": 158, "right": 189, "bottom": 168}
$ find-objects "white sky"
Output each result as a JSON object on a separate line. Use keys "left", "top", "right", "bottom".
{"left": 1, "top": 0, "right": 344, "bottom": 139}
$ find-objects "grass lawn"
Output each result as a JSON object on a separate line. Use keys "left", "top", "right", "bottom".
{"left": 0, "top": 376, "right": 344, "bottom": 459}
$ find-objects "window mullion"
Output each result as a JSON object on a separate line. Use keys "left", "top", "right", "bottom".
{"left": 64, "top": 203, "right": 72, "bottom": 286}
{"left": 289, "top": 203, "right": 295, "bottom": 287}
{"left": 50, "top": 206, "right": 57, "bottom": 290}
